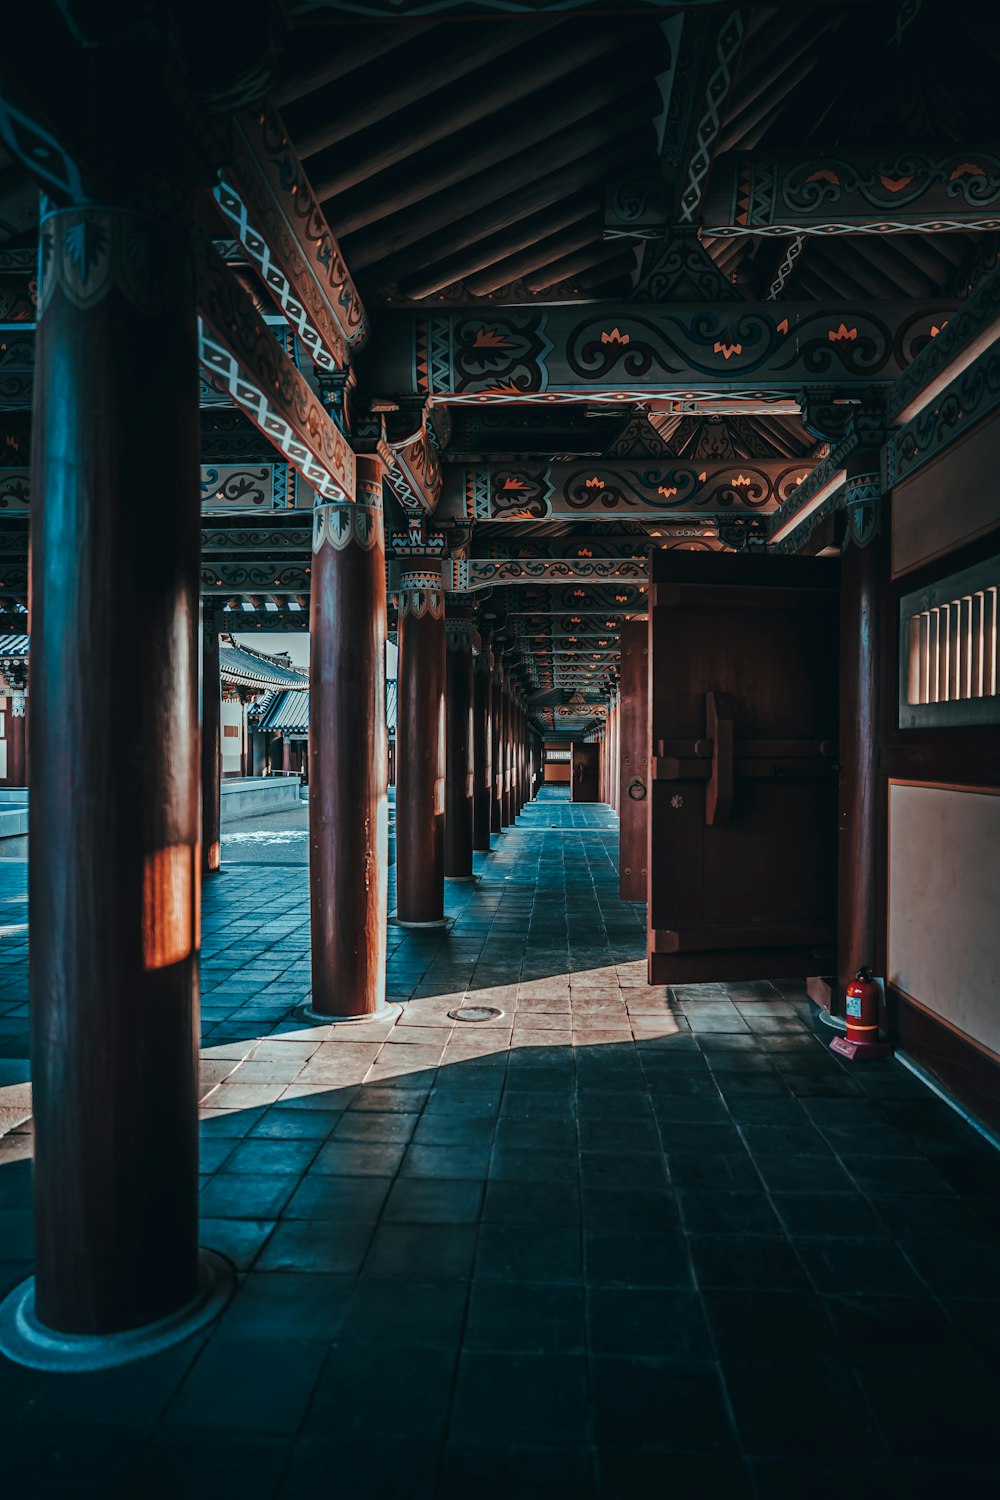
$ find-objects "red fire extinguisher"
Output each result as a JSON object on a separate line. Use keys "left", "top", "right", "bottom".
{"left": 829, "top": 967, "right": 892, "bottom": 1061}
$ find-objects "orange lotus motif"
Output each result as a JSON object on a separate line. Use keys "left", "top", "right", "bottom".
{"left": 879, "top": 174, "right": 914, "bottom": 193}
{"left": 950, "top": 162, "right": 986, "bottom": 179}
{"left": 472, "top": 326, "right": 513, "bottom": 348}
{"left": 601, "top": 327, "right": 630, "bottom": 345}
{"left": 804, "top": 167, "right": 840, "bottom": 186}
{"left": 776, "top": 318, "right": 789, "bottom": 336}
{"left": 829, "top": 323, "right": 858, "bottom": 342}
{"left": 585, "top": 476, "right": 603, "bottom": 488}
{"left": 732, "top": 474, "right": 752, "bottom": 486}
{"left": 577, "top": 548, "right": 593, "bottom": 557}
{"left": 657, "top": 484, "right": 678, "bottom": 498}
{"left": 501, "top": 477, "right": 527, "bottom": 491}
{"left": 713, "top": 340, "right": 743, "bottom": 360}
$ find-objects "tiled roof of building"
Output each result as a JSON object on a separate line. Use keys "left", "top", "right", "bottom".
{"left": 255, "top": 687, "right": 309, "bottom": 737}
{"left": 219, "top": 635, "right": 308, "bottom": 691}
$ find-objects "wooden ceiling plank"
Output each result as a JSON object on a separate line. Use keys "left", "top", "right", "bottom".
{"left": 329, "top": 62, "right": 654, "bottom": 239}
{"left": 346, "top": 95, "right": 656, "bottom": 271}
{"left": 464, "top": 216, "right": 599, "bottom": 296}
{"left": 716, "top": 40, "right": 827, "bottom": 152}
{"left": 391, "top": 198, "right": 600, "bottom": 300}
{"left": 363, "top": 131, "right": 649, "bottom": 288}
{"left": 293, "top": 22, "right": 558, "bottom": 158}
{"left": 310, "top": 20, "right": 655, "bottom": 198}
{"left": 524, "top": 240, "right": 634, "bottom": 294}
{"left": 273, "top": 22, "right": 437, "bottom": 105}
{"left": 573, "top": 250, "right": 640, "bottom": 292}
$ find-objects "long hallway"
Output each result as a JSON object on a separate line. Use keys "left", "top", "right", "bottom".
{"left": 1, "top": 790, "right": 999, "bottom": 1495}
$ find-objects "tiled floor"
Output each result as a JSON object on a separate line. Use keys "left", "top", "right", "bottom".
{"left": 1, "top": 787, "right": 1000, "bottom": 1496}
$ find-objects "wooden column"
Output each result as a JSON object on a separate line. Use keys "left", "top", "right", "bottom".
{"left": 444, "top": 605, "right": 474, "bottom": 878}
{"left": 201, "top": 611, "right": 221, "bottom": 874}
{"left": 492, "top": 661, "right": 506, "bottom": 830}
{"left": 472, "top": 639, "right": 493, "bottom": 851}
{"left": 29, "top": 202, "right": 201, "bottom": 1335}
{"left": 5, "top": 674, "right": 27, "bottom": 787}
{"left": 308, "top": 458, "right": 389, "bottom": 1015}
{"left": 618, "top": 620, "right": 649, "bottom": 900}
{"left": 396, "top": 562, "right": 446, "bottom": 926}
{"left": 836, "top": 521, "right": 882, "bottom": 1004}
{"left": 501, "top": 675, "right": 513, "bottom": 826}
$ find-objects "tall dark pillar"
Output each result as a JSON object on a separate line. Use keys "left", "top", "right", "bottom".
{"left": 308, "top": 457, "right": 388, "bottom": 1016}
{"left": 472, "top": 638, "right": 493, "bottom": 852}
{"left": 500, "top": 674, "right": 513, "bottom": 827}
{"left": 491, "top": 660, "right": 504, "bottom": 832}
{"left": 444, "top": 603, "right": 474, "bottom": 878}
{"left": 837, "top": 516, "right": 882, "bottom": 1002}
{"left": 397, "top": 561, "right": 446, "bottom": 926}
{"left": 28, "top": 202, "right": 202, "bottom": 1337}
{"left": 201, "top": 610, "right": 222, "bottom": 874}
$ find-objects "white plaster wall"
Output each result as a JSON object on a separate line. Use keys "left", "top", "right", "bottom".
{"left": 889, "top": 782, "right": 1000, "bottom": 1058}
{"left": 221, "top": 699, "right": 245, "bottom": 775}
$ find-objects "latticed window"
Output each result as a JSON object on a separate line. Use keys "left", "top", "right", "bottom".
{"left": 900, "top": 556, "right": 1000, "bottom": 727}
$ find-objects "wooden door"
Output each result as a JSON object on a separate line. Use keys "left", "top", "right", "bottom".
{"left": 648, "top": 552, "right": 839, "bottom": 983}
{"left": 619, "top": 619, "right": 649, "bottom": 900}
{"left": 571, "top": 742, "right": 599, "bottom": 801}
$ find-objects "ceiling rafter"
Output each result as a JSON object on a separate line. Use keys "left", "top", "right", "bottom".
{"left": 364, "top": 131, "right": 648, "bottom": 291}
{"left": 310, "top": 19, "right": 654, "bottom": 201}
{"left": 290, "top": 22, "right": 557, "bottom": 159}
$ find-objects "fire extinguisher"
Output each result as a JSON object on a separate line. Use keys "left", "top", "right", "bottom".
{"left": 830, "top": 967, "right": 892, "bottom": 1061}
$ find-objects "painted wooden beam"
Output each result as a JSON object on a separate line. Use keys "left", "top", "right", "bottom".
{"left": 362, "top": 300, "right": 957, "bottom": 404}
{"left": 378, "top": 419, "right": 443, "bottom": 515}
{"left": 214, "top": 97, "right": 367, "bottom": 369}
{"left": 443, "top": 460, "right": 812, "bottom": 520}
{"left": 197, "top": 244, "right": 355, "bottom": 503}
{"left": 702, "top": 146, "right": 1000, "bottom": 236}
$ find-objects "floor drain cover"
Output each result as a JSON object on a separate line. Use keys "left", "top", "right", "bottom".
{"left": 449, "top": 1006, "right": 503, "bottom": 1023}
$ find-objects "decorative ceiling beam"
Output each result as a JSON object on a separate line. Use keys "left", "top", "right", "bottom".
{"left": 447, "top": 558, "right": 649, "bottom": 593}
{"left": 198, "top": 245, "right": 355, "bottom": 503}
{"left": 443, "top": 460, "right": 814, "bottom": 521}
{"left": 378, "top": 417, "right": 442, "bottom": 515}
{"left": 703, "top": 145, "right": 1000, "bottom": 236}
{"left": 362, "top": 300, "right": 956, "bottom": 404}
{"left": 213, "top": 97, "right": 367, "bottom": 369}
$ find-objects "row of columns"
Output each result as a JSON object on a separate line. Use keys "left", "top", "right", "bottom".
{"left": 394, "top": 568, "right": 535, "bottom": 927}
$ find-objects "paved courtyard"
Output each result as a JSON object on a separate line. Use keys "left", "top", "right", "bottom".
{"left": 0, "top": 788, "right": 999, "bottom": 1495}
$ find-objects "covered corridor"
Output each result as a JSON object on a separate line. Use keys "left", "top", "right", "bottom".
{"left": 1, "top": 789, "right": 998, "bottom": 1495}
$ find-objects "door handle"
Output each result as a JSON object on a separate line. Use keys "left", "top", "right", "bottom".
{"left": 705, "top": 690, "right": 734, "bottom": 827}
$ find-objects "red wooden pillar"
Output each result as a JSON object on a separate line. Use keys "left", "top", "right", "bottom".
{"left": 501, "top": 674, "right": 513, "bottom": 826}
{"left": 397, "top": 562, "right": 446, "bottom": 926}
{"left": 619, "top": 619, "right": 649, "bottom": 899}
{"left": 494, "top": 662, "right": 507, "bottom": 829}
{"left": 472, "top": 637, "right": 493, "bottom": 851}
{"left": 308, "top": 457, "right": 389, "bottom": 1015}
{"left": 201, "top": 609, "right": 221, "bottom": 874}
{"left": 444, "top": 603, "right": 474, "bottom": 878}
{"left": 25, "top": 201, "right": 203, "bottom": 1340}
{"left": 5, "top": 675, "right": 27, "bottom": 787}
{"left": 490, "top": 658, "right": 502, "bottom": 833}
{"left": 836, "top": 506, "right": 883, "bottom": 1008}
{"left": 281, "top": 738, "right": 292, "bottom": 775}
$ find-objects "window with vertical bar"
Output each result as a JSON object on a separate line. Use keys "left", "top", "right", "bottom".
{"left": 899, "top": 556, "right": 1000, "bottom": 727}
